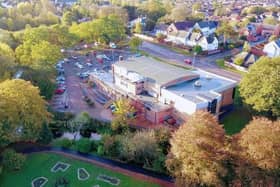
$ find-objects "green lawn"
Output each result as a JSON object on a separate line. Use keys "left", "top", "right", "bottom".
{"left": 0, "top": 153, "right": 159, "bottom": 187}
{"left": 221, "top": 107, "right": 251, "bottom": 135}
{"left": 221, "top": 87, "right": 252, "bottom": 135}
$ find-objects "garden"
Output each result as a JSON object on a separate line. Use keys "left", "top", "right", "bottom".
{"left": 0, "top": 153, "right": 159, "bottom": 187}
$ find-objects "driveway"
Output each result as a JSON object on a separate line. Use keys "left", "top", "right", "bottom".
{"left": 140, "top": 41, "right": 242, "bottom": 82}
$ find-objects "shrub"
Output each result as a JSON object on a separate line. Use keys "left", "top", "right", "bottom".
{"left": 154, "top": 127, "right": 171, "bottom": 154}
{"left": 97, "top": 145, "right": 104, "bottom": 156}
{"left": 119, "top": 130, "right": 159, "bottom": 166}
{"left": 91, "top": 140, "right": 100, "bottom": 152}
{"left": 75, "top": 138, "right": 92, "bottom": 153}
{"left": 0, "top": 165, "right": 3, "bottom": 175}
{"left": 100, "top": 134, "right": 120, "bottom": 157}
{"left": 152, "top": 153, "right": 166, "bottom": 173}
{"left": 234, "top": 57, "right": 244, "bottom": 66}
{"left": 2, "top": 149, "right": 26, "bottom": 171}
{"left": 52, "top": 138, "right": 72, "bottom": 148}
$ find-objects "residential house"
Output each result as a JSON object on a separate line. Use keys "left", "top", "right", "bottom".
{"left": 153, "top": 23, "right": 169, "bottom": 36}
{"left": 193, "top": 21, "right": 218, "bottom": 36}
{"left": 128, "top": 16, "right": 146, "bottom": 29}
{"left": 232, "top": 51, "right": 259, "bottom": 68}
{"left": 263, "top": 39, "right": 280, "bottom": 57}
{"left": 166, "top": 21, "right": 195, "bottom": 45}
{"left": 186, "top": 32, "right": 219, "bottom": 51}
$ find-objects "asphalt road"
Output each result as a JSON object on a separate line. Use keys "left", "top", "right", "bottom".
{"left": 140, "top": 41, "right": 242, "bottom": 82}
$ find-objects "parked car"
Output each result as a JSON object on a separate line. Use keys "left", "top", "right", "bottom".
{"left": 56, "top": 80, "right": 65, "bottom": 85}
{"left": 184, "top": 59, "right": 192, "bottom": 65}
{"left": 56, "top": 76, "right": 65, "bottom": 81}
{"left": 71, "top": 56, "right": 78, "bottom": 60}
{"left": 75, "top": 62, "right": 83, "bottom": 69}
{"left": 55, "top": 89, "right": 65, "bottom": 94}
{"left": 86, "top": 63, "right": 93, "bottom": 67}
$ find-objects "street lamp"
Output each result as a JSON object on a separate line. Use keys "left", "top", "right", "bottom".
{"left": 192, "top": 52, "right": 197, "bottom": 68}
{"left": 110, "top": 42, "right": 117, "bottom": 62}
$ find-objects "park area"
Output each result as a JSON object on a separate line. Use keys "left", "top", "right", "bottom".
{"left": 0, "top": 153, "right": 160, "bottom": 187}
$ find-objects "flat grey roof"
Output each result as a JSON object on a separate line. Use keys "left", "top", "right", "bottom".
{"left": 166, "top": 69, "right": 237, "bottom": 103}
{"left": 114, "top": 56, "right": 198, "bottom": 86}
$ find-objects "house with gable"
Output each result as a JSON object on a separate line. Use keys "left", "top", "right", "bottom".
{"left": 263, "top": 39, "right": 280, "bottom": 57}
{"left": 166, "top": 21, "right": 195, "bottom": 45}
{"left": 193, "top": 21, "right": 218, "bottom": 36}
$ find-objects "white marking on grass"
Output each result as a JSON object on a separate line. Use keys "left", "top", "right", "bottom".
{"left": 31, "top": 177, "right": 48, "bottom": 187}
{"left": 77, "top": 168, "right": 90, "bottom": 181}
{"left": 51, "top": 161, "right": 70, "bottom": 173}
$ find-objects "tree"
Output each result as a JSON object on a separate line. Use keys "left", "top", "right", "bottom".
{"left": 62, "top": 11, "right": 74, "bottom": 26}
{"left": 166, "top": 111, "right": 228, "bottom": 186}
{"left": 263, "top": 17, "right": 279, "bottom": 25}
{"left": 2, "top": 149, "right": 26, "bottom": 171}
{"left": 237, "top": 118, "right": 280, "bottom": 170}
{"left": 192, "top": 2, "right": 201, "bottom": 13}
{"left": 269, "top": 35, "right": 278, "bottom": 42}
{"left": 193, "top": 45, "right": 202, "bottom": 54}
{"left": 239, "top": 57, "right": 280, "bottom": 118}
{"left": 37, "top": 123, "right": 53, "bottom": 144}
{"left": 169, "top": 5, "right": 190, "bottom": 22}
{"left": 243, "top": 41, "right": 251, "bottom": 52}
{"left": 111, "top": 99, "right": 135, "bottom": 133}
{"left": 129, "top": 36, "right": 142, "bottom": 51}
{"left": 216, "top": 21, "right": 237, "bottom": 47}
{"left": 0, "top": 79, "right": 50, "bottom": 147}
{"left": 234, "top": 57, "right": 244, "bottom": 66}
{"left": 134, "top": 22, "right": 142, "bottom": 33}
{"left": 69, "top": 112, "right": 91, "bottom": 140}
{"left": 0, "top": 42, "right": 16, "bottom": 80}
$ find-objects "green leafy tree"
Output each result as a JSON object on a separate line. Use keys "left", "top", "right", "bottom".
{"left": 0, "top": 79, "right": 50, "bottom": 147}
{"left": 166, "top": 111, "right": 228, "bottom": 186}
{"left": 111, "top": 99, "right": 135, "bottom": 133}
{"left": 69, "top": 112, "right": 91, "bottom": 140}
{"left": 62, "top": 11, "right": 74, "bottom": 26}
{"left": 129, "top": 36, "right": 142, "bottom": 51}
{"left": 134, "top": 22, "right": 142, "bottom": 33}
{"left": 2, "top": 149, "right": 26, "bottom": 171}
{"left": 0, "top": 42, "right": 16, "bottom": 80}
{"left": 243, "top": 41, "right": 251, "bottom": 52}
{"left": 234, "top": 57, "right": 244, "bottom": 66}
{"left": 193, "top": 45, "right": 202, "bottom": 54}
{"left": 169, "top": 5, "right": 190, "bottom": 22}
{"left": 37, "top": 123, "right": 53, "bottom": 144}
{"left": 239, "top": 57, "right": 280, "bottom": 118}
{"left": 269, "top": 35, "right": 278, "bottom": 42}
{"left": 216, "top": 21, "right": 237, "bottom": 47}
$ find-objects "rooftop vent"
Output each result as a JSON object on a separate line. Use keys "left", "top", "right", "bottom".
{"left": 194, "top": 80, "right": 202, "bottom": 87}
{"left": 206, "top": 75, "right": 212, "bottom": 80}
